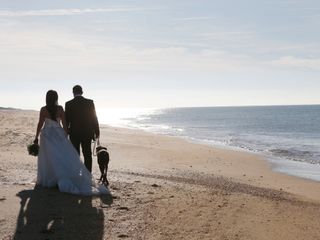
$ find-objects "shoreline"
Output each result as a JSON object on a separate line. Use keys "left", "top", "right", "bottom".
{"left": 98, "top": 124, "right": 320, "bottom": 202}
{"left": 102, "top": 119, "right": 320, "bottom": 184}
{"left": 178, "top": 135, "right": 320, "bottom": 183}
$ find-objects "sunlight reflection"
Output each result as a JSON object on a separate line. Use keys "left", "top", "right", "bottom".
{"left": 96, "top": 108, "right": 158, "bottom": 127}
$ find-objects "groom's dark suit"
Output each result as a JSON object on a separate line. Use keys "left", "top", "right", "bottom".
{"left": 65, "top": 96, "right": 100, "bottom": 172}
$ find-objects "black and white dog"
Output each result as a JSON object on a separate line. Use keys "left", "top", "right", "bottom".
{"left": 96, "top": 145, "right": 110, "bottom": 186}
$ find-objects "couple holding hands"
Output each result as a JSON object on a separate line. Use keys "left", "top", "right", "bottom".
{"left": 33, "top": 85, "right": 108, "bottom": 195}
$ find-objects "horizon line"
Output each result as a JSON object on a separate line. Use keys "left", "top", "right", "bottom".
{"left": 2, "top": 103, "right": 320, "bottom": 112}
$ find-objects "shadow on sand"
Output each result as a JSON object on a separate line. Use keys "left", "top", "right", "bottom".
{"left": 14, "top": 185, "right": 113, "bottom": 240}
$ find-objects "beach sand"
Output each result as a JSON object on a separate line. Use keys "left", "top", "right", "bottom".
{"left": 1, "top": 109, "right": 320, "bottom": 240}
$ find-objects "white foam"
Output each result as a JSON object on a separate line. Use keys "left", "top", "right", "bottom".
{"left": 269, "top": 157, "right": 320, "bottom": 182}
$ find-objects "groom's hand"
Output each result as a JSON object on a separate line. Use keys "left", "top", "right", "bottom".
{"left": 95, "top": 133, "right": 100, "bottom": 140}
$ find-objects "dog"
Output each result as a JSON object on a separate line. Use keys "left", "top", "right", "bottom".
{"left": 96, "top": 145, "right": 110, "bottom": 186}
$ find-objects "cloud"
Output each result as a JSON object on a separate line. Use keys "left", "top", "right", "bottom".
{"left": 173, "top": 16, "right": 216, "bottom": 21}
{"left": 199, "top": 31, "right": 254, "bottom": 41}
{"left": 0, "top": 7, "right": 148, "bottom": 17}
{"left": 0, "top": 25, "right": 256, "bottom": 76}
{"left": 269, "top": 56, "right": 320, "bottom": 70}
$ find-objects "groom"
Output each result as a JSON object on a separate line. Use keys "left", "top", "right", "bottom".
{"left": 65, "top": 85, "right": 100, "bottom": 172}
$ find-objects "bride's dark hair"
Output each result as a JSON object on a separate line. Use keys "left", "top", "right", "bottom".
{"left": 46, "top": 90, "right": 58, "bottom": 121}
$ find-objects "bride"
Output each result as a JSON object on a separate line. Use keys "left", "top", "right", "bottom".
{"left": 34, "top": 90, "right": 108, "bottom": 195}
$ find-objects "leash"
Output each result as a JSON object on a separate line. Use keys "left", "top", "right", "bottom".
{"left": 92, "top": 138, "right": 100, "bottom": 156}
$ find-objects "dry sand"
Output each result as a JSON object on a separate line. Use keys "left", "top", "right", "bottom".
{"left": 1, "top": 109, "right": 320, "bottom": 240}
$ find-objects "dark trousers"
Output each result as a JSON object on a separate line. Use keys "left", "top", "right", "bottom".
{"left": 70, "top": 135, "right": 93, "bottom": 172}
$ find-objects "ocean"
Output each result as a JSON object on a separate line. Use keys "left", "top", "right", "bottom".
{"left": 98, "top": 105, "right": 320, "bottom": 181}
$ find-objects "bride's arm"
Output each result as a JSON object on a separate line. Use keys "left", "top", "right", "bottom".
{"left": 59, "top": 106, "right": 68, "bottom": 136}
{"left": 34, "top": 107, "right": 45, "bottom": 143}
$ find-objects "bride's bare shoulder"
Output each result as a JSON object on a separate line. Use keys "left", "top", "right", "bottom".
{"left": 56, "top": 106, "right": 65, "bottom": 118}
{"left": 39, "top": 106, "right": 50, "bottom": 118}
{"left": 40, "top": 106, "right": 47, "bottom": 114}
{"left": 57, "top": 105, "right": 64, "bottom": 112}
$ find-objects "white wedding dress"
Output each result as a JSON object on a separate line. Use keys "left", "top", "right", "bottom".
{"left": 37, "top": 118, "right": 109, "bottom": 195}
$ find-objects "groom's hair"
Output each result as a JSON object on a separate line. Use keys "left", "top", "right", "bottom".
{"left": 73, "top": 85, "right": 83, "bottom": 95}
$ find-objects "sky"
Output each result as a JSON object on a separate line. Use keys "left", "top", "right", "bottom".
{"left": 1, "top": 0, "right": 320, "bottom": 110}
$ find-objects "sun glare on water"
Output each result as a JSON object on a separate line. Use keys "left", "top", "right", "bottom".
{"left": 96, "top": 108, "right": 158, "bottom": 127}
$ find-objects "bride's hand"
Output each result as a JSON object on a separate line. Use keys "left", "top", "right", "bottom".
{"left": 33, "top": 138, "right": 38, "bottom": 144}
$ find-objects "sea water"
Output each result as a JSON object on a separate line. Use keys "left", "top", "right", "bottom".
{"left": 98, "top": 105, "right": 320, "bottom": 181}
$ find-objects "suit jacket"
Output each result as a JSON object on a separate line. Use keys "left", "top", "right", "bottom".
{"left": 65, "top": 96, "right": 100, "bottom": 140}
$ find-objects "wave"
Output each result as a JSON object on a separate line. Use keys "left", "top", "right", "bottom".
{"left": 99, "top": 106, "right": 320, "bottom": 172}
{"left": 268, "top": 148, "right": 319, "bottom": 164}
